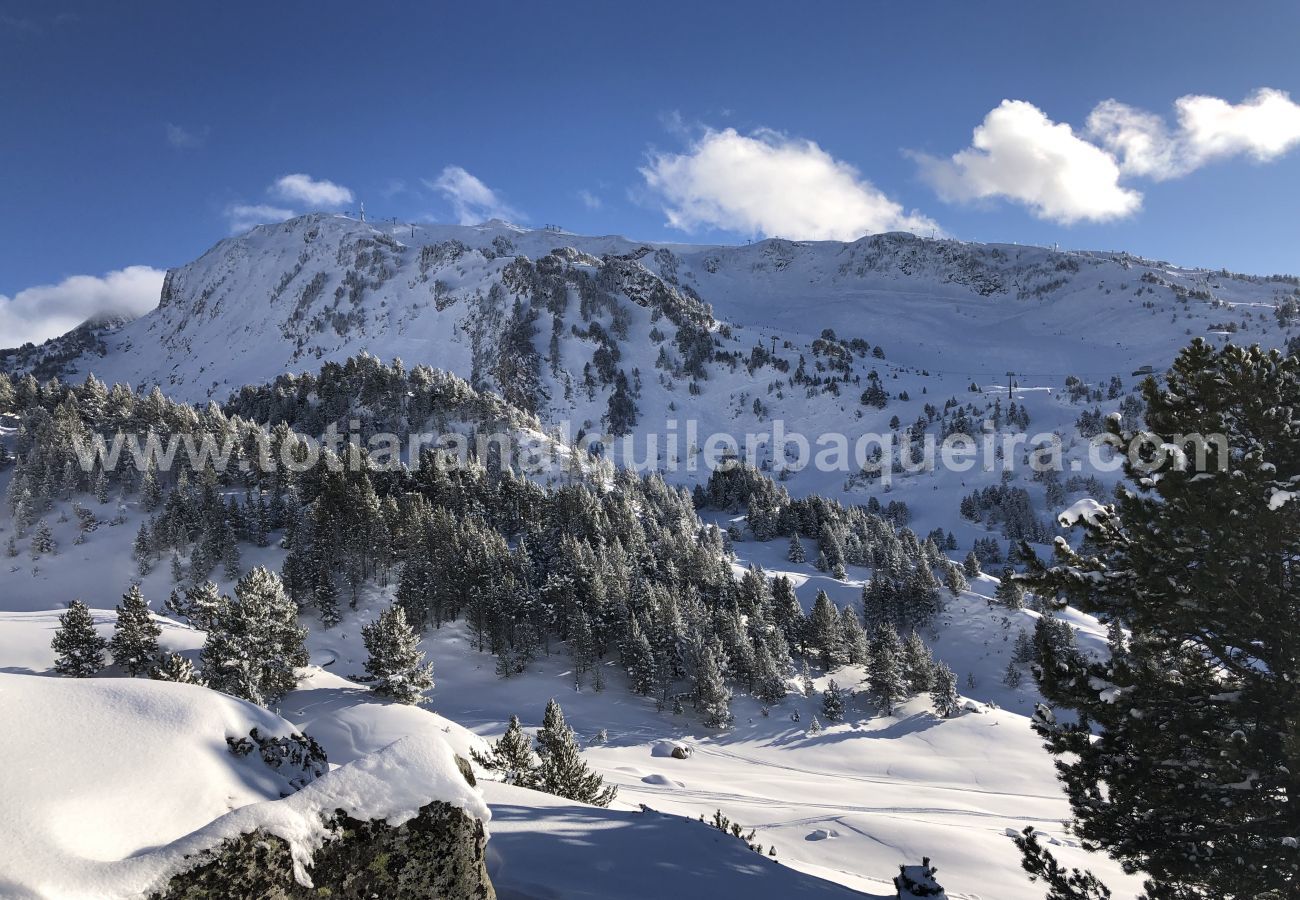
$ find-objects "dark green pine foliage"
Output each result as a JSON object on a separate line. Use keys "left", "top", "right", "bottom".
{"left": 109, "top": 584, "right": 161, "bottom": 676}
{"left": 867, "top": 624, "right": 907, "bottom": 715}
{"left": 929, "top": 661, "right": 960, "bottom": 718}
{"left": 901, "top": 630, "right": 935, "bottom": 693}
{"left": 787, "top": 533, "right": 805, "bottom": 563}
{"left": 1021, "top": 340, "right": 1300, "bottom": 900}
{"left": 471, "top": 714, "right": 539, "bottom": 787}
{"left": 362, "top": 604, "right": 435, "bottom": 704}
{"left": 994, "top": 568, "right": 1026, "bottom": 609}
{"left": 534, "top": 699, "right": 617, "bottom": 807}
{"left": 808, "top": 589, "right": 841, "bottom": 668}
{"left": 51, "top": 600, "right": 107, "bottom": 677}
{"left": 821, "top": 679, "right": 845, "bottom": 723}
{"left": 201, "top": 566, "right": 307, "bottom": 707}
{"left": 621, "top": 615, "right": 657, "bottom": 695}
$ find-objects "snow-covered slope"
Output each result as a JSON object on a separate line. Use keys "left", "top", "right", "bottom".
{"left": 0, "top": 674, "right": 322, "bottom": 896}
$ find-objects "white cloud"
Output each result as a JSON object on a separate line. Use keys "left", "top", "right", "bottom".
{"left": 270, "top": 173, "right": 353, "bottom": 207}
{"left": 641, "top": 127, "right": 939, "bottom": 241}
{"left": 426, "top": 166, "right": 522, "bottom": 225}
{"left": 920, "top": 89, "right": 1300, "bottom": 223}
{"left": 165, "top": 123, "right": 207, "bottom": 149}
{"left": 1090, "top": 88, "right": 1300, "bottom": 180}
{"left": 0, "top": 266, "right": 165, "bottom": 348}
{"left": 225, "top": 203, "right": 296, "bottom": 233}
{"left": 916, "top": 100, "right": 1141, "bottom": 225}
{"left": 578, "top": 189, "right": 602, "bottom": 210}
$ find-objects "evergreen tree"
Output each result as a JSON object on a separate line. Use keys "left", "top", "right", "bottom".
{"left": 471, "top": 714, "right": 539, "bottom": 787}
{"left": 867, "top": 624, "right": 906, "bottom": 715}
{"left": 109, "top": 584, "right": 161, "bottom": 676}
{"left": 201, "top": 566, "right": 307, "bottom": 707}
{"left": 534, "top": 699, "right": 617, "bottom": 806}
{"left": 929, "top": 661, "right": 960, "bottom": 718}
{"left": 1020, "top": 340, "right": 1300, "bottom": 900}
{"left": 693, "top": 641, "right": 733, "bottom": 729}
{"left": 994, "top": 568, "right": 1026, "bottom": 609}
{"left": 901, "top": 629, "right": 935, "bottom": 692}
{"left": 1002, "top": 659, "right": 1023, "bottom": 689}
{"left": 786, "top": 533, "right": 806, "bottom": 563}
{"left": 807, "top": 714, "right": 822, "bottom": 735}
{"left": 808, "top": 589, "right": 840, "bottom": 668}
{"left": 839, "top": 605, "right": 870, "bottom": 665}
{"left": 314, "top": 567, "right": 341, "bottom": 628}
{"left": 362, "top": 604, "right": 434, "bottom": 704}
{"left": 133, "top": 522, "right": 154, "bottom": 576}
{"left": 1013, "top": 628, "right": 1037, "bottom": 664}
{"left": 185, "top": 580, "right": 223, "bottom": 631}
{"left": 962, "top": 550, "right": 981, "bottom": 577}
{"left": 1012, "top": 827, "right": 1114, "bottom": 900}
{"left": 821, "top": 679, "right": 844, "bottom": 723}
{"left": 51, "top": 600, "right": 106, "bottom": 677}
{"left": 622, "top": 615, "right": 657, "bottom": 695}
{"left": 30, "top": 519, "right": 55, "bottom": 557}
{"left": 151, "top": 651, "right": 200, "bottom": 684}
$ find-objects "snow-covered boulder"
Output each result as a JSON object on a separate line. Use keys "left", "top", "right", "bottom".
{"left": 0, "top": 673, "right": 493, "bottom": 898}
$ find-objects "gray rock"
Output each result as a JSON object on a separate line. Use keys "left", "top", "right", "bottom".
{"left": 151, "top": 799, "right": 495, "bottom": 899}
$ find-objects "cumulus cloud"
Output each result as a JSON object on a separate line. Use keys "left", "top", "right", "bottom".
{"left": 1089, "top": 88, "right": 1300, "bottom": 180}
{"left": 225, "top": 203, "right": 296, "bottom": 233}
{"left": 916, "top": 100, "right": 1141, "bottom": 224}
{"left": 0, "top": 267, "right": 165, "bottom": 348}
{"left": 426, "top": 166, "right": 522, "bottom": 225}
{"left": 270, "top": 173, "right": 354, "bottom": 207}
{"left": 641, "top": 127, "right": 939, "bottom": 240}
{"left": 919, "top": 89, "right": 1300, "bottom": 223}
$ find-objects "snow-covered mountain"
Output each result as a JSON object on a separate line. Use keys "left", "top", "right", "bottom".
{"left": 22, "top": 212, "right": 1297, "bottom": 419}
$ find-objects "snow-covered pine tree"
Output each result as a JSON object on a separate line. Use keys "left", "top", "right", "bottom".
{"left": 621, "top": 615, "right": 657, "bottom": 695}
{"left": 314, "top": 567, "right": 341, "bottom": 628}
{"left": 185, "top": 580, "right": 224, "bottom": 631}
{"left": 867, "top": 624, "right": 907, "bottom": 715}
{"left": 809, "top": 590, "right": 841, "bottom": 668}
{"left": 362, "top": 604, "right": 434, "bottom": 704}
{"left": 133, "top": 522, "right": 153, "bottom": 576}
{"left": 962, "top": 550, "right": 981, "bottom": 577}
{"left": 807, "top": 714, "right": 822, "bottom": 735}
{"left": 51, "top": 600, "right": 106, "bottom": 677}
{"left": 471, "top": 714, "right": 539, "bottom": 787}
{"left": 534, "top": 699, "right": 616, "bottom": 806}
{"left": 929, "top": 661, "right": 960, "bottom": 718}
{"left": 994, "top": 568, "right": 1025, "bottom": 609}
{"left": 902, "top": 630, "right": 935, "bottom": 692}
{"left": 799, "top": 657, "right": 815, "bottom": 697}
{"left": 942, "top": 561, "right": 969, "bottom": 597}
{"left": 1002, "top": 660, "right": 1023, "bottom": 689}
{"left": 821, "top": 679, "right": 844, "bottom": 722}
{"left": 109, "top": 584, "right": 161, "bottom": 676}
{"left": 787, "top": 533, "right": 805, "bottom": 563}
{"left": 693, "top": 641, "right": 734, "bottom": 729}
{"left": 1020, "top": 339, "right": 1300, "bottom": 899}
{"left": 151, "top": 651, "right": 200, "bottom": 684}
{"left": 200, "top": 566, "right": 307, "bottom": 707}
{"left": 30, "top": 519, "right": 54, "bottom": 558}
{"left": 839, "top": 605, "right": 870, "bottom": 665}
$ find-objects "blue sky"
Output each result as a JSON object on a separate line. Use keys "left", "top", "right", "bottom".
{"left": 2, "top": 1, "right": 1299, "bottom": 343}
